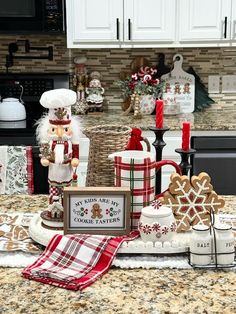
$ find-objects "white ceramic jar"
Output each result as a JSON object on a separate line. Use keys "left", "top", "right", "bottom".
{"left": 213, "top": 223, "right": 235, "bottom": 265}
{"left": 139, "top": 95, "right": 156, "bottom": 115}
{"left": 138, "top": 205, "right": 177, "bottom": 243}
{"left": 190, "top": 224, "right": 212, "bottom": 266}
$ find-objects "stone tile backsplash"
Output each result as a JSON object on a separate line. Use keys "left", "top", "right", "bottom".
{"left": 0, "top": 34, "right": 236, "bottom": 111}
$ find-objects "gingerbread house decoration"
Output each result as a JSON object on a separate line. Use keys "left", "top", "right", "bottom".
{"left": 48, "top": 197, "right": 64, "bottom": 219}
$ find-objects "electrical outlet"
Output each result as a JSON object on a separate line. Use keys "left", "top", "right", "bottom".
{"left": 222, "top": 75, "right": 236, "bottom": 93}
{"left": 208, "top": 76, "right": 220, "bottom": 93}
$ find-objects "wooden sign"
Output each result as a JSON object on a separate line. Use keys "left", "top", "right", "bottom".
{"left": 161, "top": 54, "right": 195, "bottom": 113}
{"left": 63, "top": 187, "right": 131, "bottom": 236}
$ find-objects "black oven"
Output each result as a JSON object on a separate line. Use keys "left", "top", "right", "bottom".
{"left": 0, "top": 0, "right": 65, "bottom": 33}
{"left": 190, "top": 136, "right": 236, "bottom": 195}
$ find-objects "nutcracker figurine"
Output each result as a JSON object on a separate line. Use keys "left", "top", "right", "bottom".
{"left": 36, "top": 88, "right": 80, "bottom": 229}
{"left": 73, "top": 56, "right": 89, "bottom": 115}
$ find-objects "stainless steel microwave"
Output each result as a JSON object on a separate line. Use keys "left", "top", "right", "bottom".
{"left": 0, "top": 0, "right": 65, "bottom": 33}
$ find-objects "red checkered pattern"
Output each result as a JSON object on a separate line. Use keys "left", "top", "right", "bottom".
{"left": 22, "top": 231, "right": 139, "bottom": 290}
{"left": 49, "top": 185, "right": 63, "bottom": 204}
{"left": 114, "top": 156, "right": 156, "bottom": 229}
{"left": 26, "top": 146, "right": 34, "bottom": 194}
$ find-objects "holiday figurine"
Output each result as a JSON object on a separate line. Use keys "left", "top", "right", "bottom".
{"left": 36, "top": 89, "right": 80, "bottom": 229}
{"left": 73, "top": 57, "right": 89, "bottom": 115}
{"left": 86, "top": 71, "right": 104, "bottom": 112}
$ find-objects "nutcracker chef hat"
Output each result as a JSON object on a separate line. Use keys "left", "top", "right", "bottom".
{"left": 40, "top": 89, "right": 76, "bottom": 125}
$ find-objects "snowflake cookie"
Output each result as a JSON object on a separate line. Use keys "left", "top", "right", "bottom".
{"left": 158, "top": 172, "right": 225, "bottom": 232}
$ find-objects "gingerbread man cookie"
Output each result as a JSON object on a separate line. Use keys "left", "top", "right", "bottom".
{"left": 158, "top": 172, "right": 225, "bottom": 232}
{"left": 91, "top": 203, "right": 103, "bottom": 219}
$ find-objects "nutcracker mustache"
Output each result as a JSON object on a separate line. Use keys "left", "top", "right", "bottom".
{"left": 48, "top": 133, "right": 71, "bottom": 141}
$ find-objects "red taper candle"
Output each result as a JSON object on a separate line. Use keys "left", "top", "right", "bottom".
{"left": 182, "top": 121, "right": 190, "bottom": 151}
{"left": 155, "top": 99, "right": 164, "bottom": 128}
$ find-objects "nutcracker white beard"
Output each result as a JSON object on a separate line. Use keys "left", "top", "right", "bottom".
{"left": 52, "top": 141, "right": 72, "bottom": 164}
{"left": 54, "top": 143, "right": 65, "bottom": 164}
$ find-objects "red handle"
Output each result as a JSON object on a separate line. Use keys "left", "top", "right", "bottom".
{"left": 155, "top": 160, "right": 182, "bottom": 198}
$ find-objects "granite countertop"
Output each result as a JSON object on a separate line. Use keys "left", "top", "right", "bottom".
{"left": 0, "top": 194, "right": 236, "bottom": 314}
{"left": 77, "top": 109, "right": 236, "bottom": 131}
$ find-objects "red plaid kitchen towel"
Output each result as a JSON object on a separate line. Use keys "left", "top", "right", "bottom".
{"left": 22, "top": 231, "right": 139, "bottom": 290}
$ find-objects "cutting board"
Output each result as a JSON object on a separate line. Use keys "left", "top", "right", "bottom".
{"left": 161, "top": 54, "right": 195, "bottom": 113}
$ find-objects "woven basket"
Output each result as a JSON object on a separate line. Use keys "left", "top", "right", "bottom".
{"left": 83, "top": 124, "right": 132, "bottom": 187}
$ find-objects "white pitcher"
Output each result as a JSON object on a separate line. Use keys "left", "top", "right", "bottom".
{"left": 108, "top": 150, "right": 181, "bottom": 229}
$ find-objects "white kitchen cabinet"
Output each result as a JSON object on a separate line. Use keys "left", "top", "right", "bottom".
{"left": 67, "top": 0, "right": 236, "bottom": 48}
{"left": 123, "top": 0, "right": 176, "bottom": 43}
{"left": 178, "top": 0, "right": 232, "bottom": 43}
{"left": 231, "top": 0, "right": 236, "bottom": 43}
{"left": 66, "top": 0, "right": 123, "bottom": 48}
{"left": 66, "top": 0, "right": 176, "bottom": 48}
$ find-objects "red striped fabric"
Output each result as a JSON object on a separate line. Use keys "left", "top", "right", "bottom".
{"left": 26, "top": 146, "right": 34, "bottom": 194}
{"left": 22, "top": 231, "right": 139, "bottom": 290}
{"left": 114, "top": 159, "right": 156, "bottom": 171}
{"left": 114, "top": 156, "right": 122, "bottom": 187}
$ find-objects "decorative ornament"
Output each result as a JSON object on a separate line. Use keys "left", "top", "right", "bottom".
{"left": 158, "top": 172, "right": 225, "bottom": 232}
{"left": 151, "top": 199, "right": 162, "bottom": 209}
{"left": 36, "top": 88, "right": 80, "bottom": 230}
{"left": 72, "top": 56, "right": 89, "bottom": 115}
{"left": 133, "top": 93, "right": 142, "bottom": 119}
{"left": 73, "top": 99, "right": 89, "bottom": 115}
{"left": 86, "top": 71, "right": 104, "bottom": 112}
{"left": 118, "top": 65, "right": 163, "bottom": 100}
{"left": 125, "top": 128, "right": 147, "bottom": 151}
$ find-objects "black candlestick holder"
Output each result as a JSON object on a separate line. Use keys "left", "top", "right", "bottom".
{"left": 175, "top": 148, "right": 196, "bottom": 176}
{"left": 149, "top": 126, "right": 170, "bottom": 195}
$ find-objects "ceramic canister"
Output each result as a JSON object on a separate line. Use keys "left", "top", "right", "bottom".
{"left": 213, "top": 223, "right": 235, "bottom": 265}
{"left": 138, "top": 204, "right": 177, "bottom": 243}
{"left": 190, "top": 224, "right": 212, "bottom": 266}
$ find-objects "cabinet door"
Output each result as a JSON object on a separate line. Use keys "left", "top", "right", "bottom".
{"left": 179, "top": 0, "right": 231, "bottom": 42}
{"left": 66, "top": 0, "right": 123, "bottom": 48}
{"left": 231, "top": 0, "right": 236, "bottom": 42}
{"left": 124, "top": 0, "right": 176, "bottom": 42}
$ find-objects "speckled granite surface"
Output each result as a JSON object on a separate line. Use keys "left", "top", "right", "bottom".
{"left": 0, "top": 194, "right": 236, "bottom": 314}
{"left": 78, "top": 109, "right": 236, "bottom": 131}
